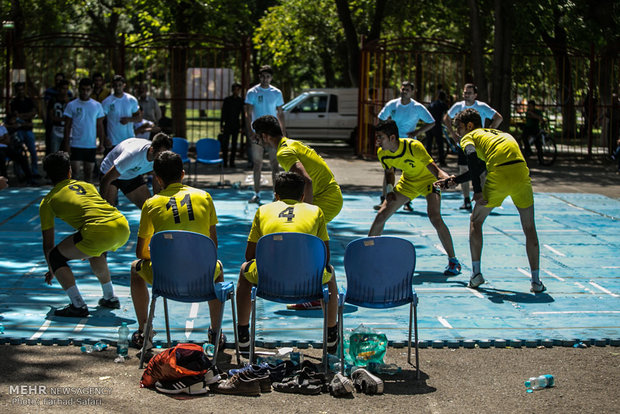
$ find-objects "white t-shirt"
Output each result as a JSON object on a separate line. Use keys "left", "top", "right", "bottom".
{"left": 378, "top": 98, "right": 434, "bottom": 137}
{"left": 100, "top": 138, "right": 152, "bottom": 180}
{"left": 447, "top": 100, "right": 498, "bottom": 125}
{"left": 102, "top": 92, "right": 139, "bottom": 146}
{"left": 244, "top": 84, "right": 284, "bottom": 124}
{"left": 63, "top": 98, "right": 105, "bottom": 149}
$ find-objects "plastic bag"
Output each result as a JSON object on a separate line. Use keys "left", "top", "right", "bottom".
{"left": 344, "top": 324, "right": 388, "bottom": 366}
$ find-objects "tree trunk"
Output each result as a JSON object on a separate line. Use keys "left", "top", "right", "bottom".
{"left": 334, "top": 0, "right": 360, "bottom": 87}
{"left": 171, "top": 45, "right": 187, "bottom": 139}
{"left": 490, "top": 0, "right": 513, "bottom": 130}
{"left": 467, "top": 0, "right": 488, "bottom": 101}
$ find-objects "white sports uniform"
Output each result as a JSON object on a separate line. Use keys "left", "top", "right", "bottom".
{"left": 99, "top": 138, "right": 153, "bottom": 180}
{"left": 378, "top": 98, "right": 434, "bottom": 137}
{"left": 102, "top": 92, "right": 139, "bottom": 146}
{"left": 63, "top": 98, "right": 105, "bottom": 148}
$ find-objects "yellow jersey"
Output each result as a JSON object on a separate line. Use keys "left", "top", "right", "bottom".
{"left": 377, "top": 138, "right": 436, "bottom": 182}
{"left": 460, "top": 128, "right": 524, "bottom": 170}
{"left": 276, "top": 137, "right": 339, "bottom": 196}
{"left": 137, "top": 183, "right": 218, "bottom": 249}
{"left": 248, "top": 199, "right": 329, "bottom": 243}
{"left": 39, "top": 179, "right": 124, "bottom": 231}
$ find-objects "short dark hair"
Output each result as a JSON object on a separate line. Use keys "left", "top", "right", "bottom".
{"left": 464, "top": 83, "right": 478, "bottom": 93}
{"left": 150, "top": 132, "right": 173, "bottom": 152}
{"left": 274, "top": 172, "right": 305, "bottom": 200}
{"left": 58, "top": 80, "right": 70, "bottom": 88}
{"left": 252, "top": 115, "right": 282, "bottom": 137}
{"left": 401, "top": 81, "right": 414, "bottom": 90}
{"left": 528, "top": 100, "right": 537, "bottom": 106}
{"left": 375, "top": 119, "right": 399, "bottom": 138}
{"left": 43, "top": 151, "right": 71, "bottom": 184}
{"left": 258, "top": 65, "right": 273, "bottom": 75}
{"left": 92, "top": 72, "right": 103, "bottom": 80}
{"left": 231, "top": 82, "right": 241, "bottom": 91}
{"left": 55, "top": 73, "right": 65, "bottom": 79}
{"left": 112, "top": 75, "right": 125, "bottom": 83}
{"left": 153, "top": 151, "right": 183, "bottom": 186}
{"left": 79, "top": 78, "right": 93, "bottom": 88}
{"left": 454, "top": 108, "right": 482, "bottom": 129}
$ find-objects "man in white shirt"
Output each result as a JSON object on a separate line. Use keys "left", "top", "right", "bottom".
{"left": 102, "top": 75, "right": 140, "bottom": 152}
{"left": 376, "top": 81, "right": 435, "bottom": 211}
{"left": 443, "top": 83, "right": 503, "bottom": 210}
{"left": 244, "top": 65, "right": 286, "bottom": 204}
{"left": 62, "top": 78, "right": 106, "bottom": 183}
{"left": 99, "top": 133, "right": 172, "bottom": 209}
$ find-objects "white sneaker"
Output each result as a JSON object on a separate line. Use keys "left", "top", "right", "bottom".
{"left": 352, "top": 368, "right": 383, "bottom": 395}
{"left": 530, "top": 281, "right": 547, "bottom": 293}
{"left": 329, "top": 373, "right": 354, "bottom": 397}
{"left": 468, "top": 273, "right": 485, "bottom": 289}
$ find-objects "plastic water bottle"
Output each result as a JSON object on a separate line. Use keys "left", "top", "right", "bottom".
{"left": 117, "top": 322, "right": 129, "bottom": 357}
{"left": 367, "top": 362, "right": 402, "bottom": 375}
{"left": 81, "top": 342, "right": 108, "bottom": 353}
{"left": 525, "top": 374, "right": 555, "bottom": 392}
{"left": 203, "top": 343, "right": 215, "bottom": 357}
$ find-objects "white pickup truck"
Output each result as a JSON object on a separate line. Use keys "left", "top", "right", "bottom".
{"left": 282, "top": 88, "right": 358, "bottom": 143}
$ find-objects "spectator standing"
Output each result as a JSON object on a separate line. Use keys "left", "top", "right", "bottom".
{"left": 220, "top": 83, "right": 244, "bottom": 168}
{"left": 47, "top": 80, "right": 71, "bottom": 153}
{"left": 136, "top": 84, "right": 161, "bottom": 124}
{"left": 90, "top": 73, "right": 110, "bottom": 103}
{"left": 0, "top": 117, "right": 35, "bottom": 185}
{"left": 43, "top": 73, "right": 72, "bottom": 156}
{"left": 62, "top": 78, "right": 106, "bottom": 182}
{"left": 244, "top": 65, "right": 286, "bottom": 204}
{"left": 425, "top": 91, "right": 450, "bottom": 166}
{"left": 10, "top": 82, "right": 40, "bottom": 177}
{"left": 157, "top": 105, "right": 173, "bottom": 136}
{"left": 133, "top": 106, "right": 160, "bottom": 139}
{"left": 101, "top": 75, "right": 140, "bottom": 152}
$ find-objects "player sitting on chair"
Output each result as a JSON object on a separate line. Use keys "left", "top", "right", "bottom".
{"left": 235, "top": 171, "right": 339, "bottom": 353}
{"left": 129, "top": 151, "right": 225, "bottom": 349}
{"left": 40, "top": 151, "right": 130, "bottom": 317}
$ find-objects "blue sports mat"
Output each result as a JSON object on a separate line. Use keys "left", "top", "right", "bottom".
{"left": 1, "top": 187, "right": 619, "bottom": 348}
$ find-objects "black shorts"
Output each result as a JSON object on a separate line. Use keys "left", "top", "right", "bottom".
{"left": 111, "top": 175, "right": 147, "bottom": 195}
{"left": 70, "top": 147, "right": 97, "bottom": 163}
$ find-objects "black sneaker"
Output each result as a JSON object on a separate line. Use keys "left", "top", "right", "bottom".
{"left": 131, "top": 329, "right": 155, "bottom": 349}
{"left": 403, "top": 201, "right": 414, "bottom": 212}
{"left": 237, "top": 327, "right": 250, "bottom": 353}
{"left": 98, "top": 297, "right": 120, "bottom": 309}
{"left": 459, "top": 201, "right": 472, "bottom": 211}
{"left": 327, "top": 325, "right": 339, "bottom": 355}
{"left": 155, "top": 374, "right": 211, "bottom": 395}
{"left": 208, "top": 327, "right": 227, "bottom": 349}
{"left": 54, "top": 303, "right": 89, "bottom": 317}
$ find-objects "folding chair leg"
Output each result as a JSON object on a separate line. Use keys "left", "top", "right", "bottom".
{"left": 212, "top": 300, "right": 225, "bottom": 368}
{"left": 408, "top": 302, "right": 412, "bottom": 366}
{"left": 139, "top": 296, "right": 158, "bottom": 369}
{"left": 229, "top": 290, "right": 241, "bottom": 366}
{"left": 414, "top": 302, "right": 420, "bottom": 380}
{"left": 321, "top": 300, "right": 328, "bottom": 373}
{"left": 164, "top": 298, "right": 171, "bottom": 348}
{"left": 338, "top": 301, "right": 344, "bottom": 375}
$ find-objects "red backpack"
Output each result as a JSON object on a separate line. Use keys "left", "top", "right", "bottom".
{"left": 140, "top": 343, "right": 212, "bottom": 388}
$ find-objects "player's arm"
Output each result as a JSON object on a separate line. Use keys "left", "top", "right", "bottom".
{"left": 289, "top": 161, "right": 313, "bottom": 204}
{"left": 463, "top": 144, "right": 485, "bottom": 202}
{"left": 135, "top": 236, "right": 150, "bottom": 260}
{"left": 97, "top": 116, "right": 110, "bottom": 150}
{"left": 324, "top": 240, "right": 331, "bottom": 269}
{"left": 276, "top": 105, "right": 286, "bottom": 136}
{"left": 489, "top": 112, "right": 503, "bottom": 129}
{"left": 42, "top": 228, "right": 55, "bottom": 284}
{"left": 442, "top": 113, "right": 459, "bottom": 146}
{"left": 383, "top": 167, "right": 396, "bottom": 201}
{"left": 100, "top": 165, "right": 121, "bottom": 204}
{"left": 245, "top": 241, "right": 257, "bottom": 262}
{"left": 408, "top": 121, "right": 435, "bottom": 138}
{"left": 62, "top": 116, "right": 72, "bottom": 153}
{"left": 120, "top": 110, "right": 141, "bottom": 125}
{"left": 244, "top": 103, "right": 254, "bottom": 139}
{"left": 426, "top": 162, "right": 450, "bottom": 180}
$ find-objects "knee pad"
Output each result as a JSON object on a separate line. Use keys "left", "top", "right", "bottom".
{"left": 48, "top": 246, "right": 69, "bottom": 273}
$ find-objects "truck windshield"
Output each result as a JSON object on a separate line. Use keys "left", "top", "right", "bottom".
{"left": 283, "top": 93, "right": 309, "bottom": 111}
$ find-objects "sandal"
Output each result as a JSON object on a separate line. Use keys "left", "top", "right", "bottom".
{"left": 273, "top": 372, "right": 323, "bottom": 395}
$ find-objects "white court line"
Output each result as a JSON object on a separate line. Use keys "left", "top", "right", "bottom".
{"left": 73, "top": 318, "right": 88, "bottom": 333}
{"left": 415, "top": 287, "right": 483, "bottom": 299}
{"left": 189, "top": 303, "right": 200, "bottom": 318}
{"left": 437, "top": 316, "right": 453, "bottom": 329}
{"left": 543, "top": 244, "right": 565, "bottom": 257}
{"left": 543, "top": 269, "right": 565, "bottom": 282}
{"left": 28, "top": 214, "right": 39, "bottom": 223}
{"left": 434, "top": 243, "right": 447, "bottom": 255}
{"left": 30, "top": 319, "right": 51, "bottom": 340}
{"left": 533, "top": 311, "right": 620, "bottom": 315}
{"left": 589, "top": 281, "right": 619, "bottom": 298}
{"left": 124, "top": 240, "right": 135, "bottom": 252}
{"left": 517, "top": 268, "right": 530, "bottom": 277}
{"left": 602, "top": 266, "right": 620, "bottom": 269}
{"left": 185, "top": 320, "right": 194, "bottom": 339}
{"left": 574, "top": 282, "right": 596, "bottom": 294}
{"left": 466, "top": 288, "right": 484, "bottom": 298}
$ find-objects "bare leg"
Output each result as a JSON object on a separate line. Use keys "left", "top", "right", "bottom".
{"left": 54, "top": 234, "right": 91, "bottom": 289}
{"left": 325, "top": 266, "right": 338, "bottom": 327}
{"left": 252, "top": 143, "right": 264, "bottom": 194}
{"left": 469, "top": 203, "right": 494, "bottom": 263}
{"left": 207, "top": 272, "right": 224, "bottom": 331}
{"left": 517, "top": 205, "right": 540, "bottom": 272}
{"left": 236, "top": 263, "right": 252, "bottom": 325}
{"left": 130, "top": 261, "right": 150, "bottom": 331}
{"left": 70, "top": 161, "right": 82, "bottom": 181}
{"left": 89, "top": 254, "right": 111, "bottom": 285}
{"left": 267, "top": 146, "right": 280, "bottom": 195}
{"left": 459, "top": 164, "right": 470, "bottom": 201}
{"left": 368, "top": 191, "right": 409, "bottom": 236}
{"left": 426, "top": 192, "right": 456, "bottom": 258}
{"left": 125, "top": 184, "right": 152, "bottom": 210}
{"left": 84, "top": 161, "right": 94, "bottom": 183}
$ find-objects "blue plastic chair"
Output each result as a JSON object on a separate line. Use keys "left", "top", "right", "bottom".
{"left": 250, "top": 232, "right": 331, "bottom": 371}
{"left": 139, "top": 230, "right": 240, "bottom": 368}
{"left": 194, "top": 138, "right": 223, "bottom": 185}
{"left": 338, "top": 236, "right": 420, "bottom": 378}
{"left": 171, "top": 137, "right": 192, "bottom": 172}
